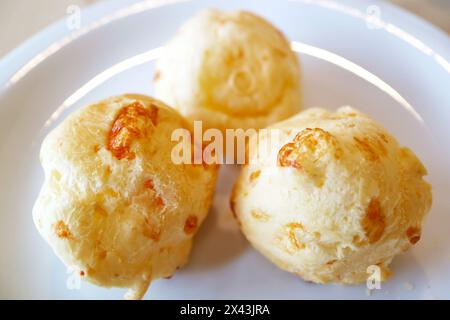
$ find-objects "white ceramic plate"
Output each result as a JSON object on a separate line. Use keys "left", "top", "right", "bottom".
{"left": 1, "top": 0, "right": 449, "bottom": 299}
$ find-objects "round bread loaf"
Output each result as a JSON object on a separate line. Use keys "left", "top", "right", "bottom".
{"left": 33, "top": 94, "right": 218, "bottom": 299}
{"left": 231, "top": 107, "right": 432, "bottom": 284}
{"left": 154, "top": 9, "right": 301, "bottom": 132}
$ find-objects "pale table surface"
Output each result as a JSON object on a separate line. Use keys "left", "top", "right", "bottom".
{"left": 0, "top": 0, "right": 449, "bottom": 59}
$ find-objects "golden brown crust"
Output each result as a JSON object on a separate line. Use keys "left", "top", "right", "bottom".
{"left": 154, "top": 9, "right": 301, "bottom": 132}
{"left": 231, "top": 106, "right": 432, "bottom": 284}
{"left": 33, "top": 94, "right": 219, "bottom": 299}
{"left": 361, "top": 198, "right": 385, "bottom": 244}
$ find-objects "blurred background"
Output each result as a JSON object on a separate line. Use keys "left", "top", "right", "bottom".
{"left": 0, "top": 0, "right": 449, "bottom": 59}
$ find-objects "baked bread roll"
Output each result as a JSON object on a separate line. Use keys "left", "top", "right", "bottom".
{"left": 154, "top": 9, "right": 301, "bottom": 132}
{"left": 33, "top": 94, "right": 218, "bottom": 299}
{"left": 231, "top": 107, "right": 432, "bottom": 284}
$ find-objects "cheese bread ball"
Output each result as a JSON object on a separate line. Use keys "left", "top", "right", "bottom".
{"left": 154, "top": 9, "right": 301, "bottom": 132}
{"left": 231, "top": 107, "right": 432, "bottom": 284}
{"left": 33, "top": 94, "right": 218, "bottom": 299}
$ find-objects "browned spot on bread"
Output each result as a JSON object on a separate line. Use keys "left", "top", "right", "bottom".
{"left": 154, "top": 71, "right": 161, "bottom": 81}
{"left": 406, "top": 227, "right": 421, "bottom": 245}
{"left": 143, "top": 229, "right": 160, "bottom": 241}
{"left": 361, "top": 198, "right": 385, "bottom": 243}
{"left": 93, "top": 144, "right": 101, "bottom": 153}
{"left": 378, "top": 133, "right": 389, "bottom": 143}
{"left": 97, "top": 250, "right": 107, "bottom": 260}
{"left": 249, "top": 170, "right": 261, "bottom": 182}
{"left": 354, "top": 135, "right": 388, "bottom": 161}
{"left": 354, "top": 137, "right": 379, "bottom": 161}
{"left": 148, "top": 103, "right": 159, "bottom": 125}
{"left": 278, "top": 128, "right": 342, "bottom": 187}
{"left": 278, "top": 128, "right": 342, "bottom": 169}
{"left": 154, "top": 196, "right": 165, "bottom": 207}
{"left": 278, "top": 142, "right": 301, "bottom": 168}
{"left": 143, "top": 178, "right": 164, "bottom": 206}
{"left": 287, "top": 223, "right": 306, "bottom": 249}
{"left": 352, "top": 235, "right": 363, "bottom": 246}
{"left": 55, "top": 220, "right": 72, "bottom": 239}
{"left": 79, "top": 271, "right": 85, "bottom": 277}
{"left": 326, "top": 260, "right": 337, "bottom": 265}
{"left": 375, "top": 138, "right": 387, "bottom": 156}
{"left": 143, "top": 217, "right": 161, "bottom": 241}
{"left": 251, "top": 209, "right": 270, "bottom": 222}
{"left": 99, "top": 188, "right": 116, "bottom": 202}
{"left": 104, "top": 165, "right": 112, "bottom": 179}
{"left": 143, "top": 178, "right": 155, "bottom": 190}
{"left": 107, "top": 101, "right": 158, "bottom": 160}
{"left": 94, "top": 203, "right": 108, "bottom": 217}
{"left": 334, "top": 147, "right": 343, "bottom": 159}
{"left": 184, "top": 215, "right": 198, "bottom": 235}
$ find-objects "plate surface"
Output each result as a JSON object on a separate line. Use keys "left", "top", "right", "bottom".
{"left": 1, "top": 0, "right": 450, "bottom": 299}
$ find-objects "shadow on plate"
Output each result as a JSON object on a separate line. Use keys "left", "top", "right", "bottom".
{"left": 184, "top": 165, "right": 249, "bottom": 271}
